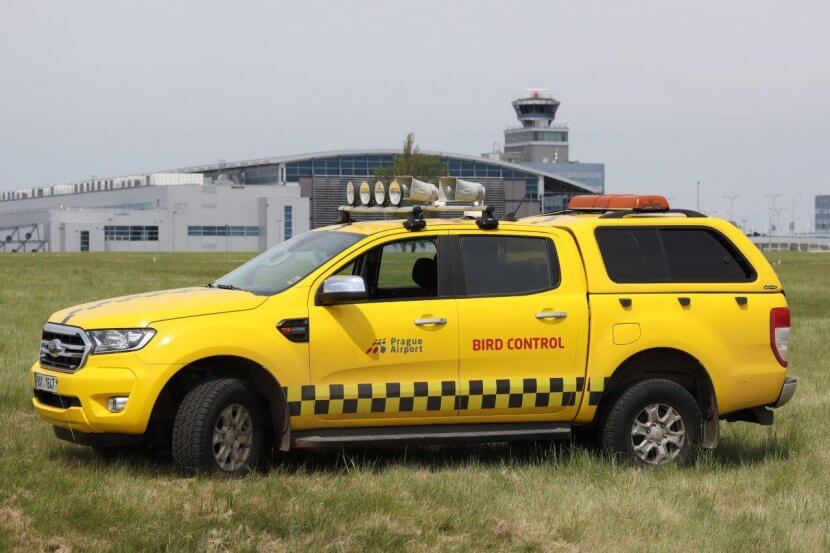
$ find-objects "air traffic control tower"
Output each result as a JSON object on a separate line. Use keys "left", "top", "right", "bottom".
{"left": 503, "top": 90, "right": 570, "bottom": 164}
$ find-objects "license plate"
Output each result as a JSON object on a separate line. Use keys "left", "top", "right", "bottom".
{"left": 34, "top": 373, "right": 57, "bottom": 393}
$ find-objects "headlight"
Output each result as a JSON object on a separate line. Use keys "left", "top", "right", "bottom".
{"left": 87, "top": 329, "right": 156, "bottom": 354}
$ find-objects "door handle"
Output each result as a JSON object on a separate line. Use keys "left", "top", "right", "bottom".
{"left": 414, "top": 317, "right": 447, "bottom": 326}
{"left": 536, "top": 311, "right": 568, "bottom": 320}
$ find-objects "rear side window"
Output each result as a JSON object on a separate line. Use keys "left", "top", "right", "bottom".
{"left": 595, "top": 227, "right": 755, "bottom": 283}
{"left": 592, "top": 228, "right": 667, "bottom": 282}
{"left": 459, "top": 236, "right": 559, "bottom": 296}
{"left": 660, "top": 229, "right": 754, "bottom": 282}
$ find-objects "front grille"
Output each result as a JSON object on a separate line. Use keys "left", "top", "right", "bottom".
{"left": 39, "top": 323, "right": 91, "bottom": 372}
{"left": 33, "top": 390, "right": 82, "bottom": 409}
{"left": 42, "top": 329, "right": 86, "bottom": 346}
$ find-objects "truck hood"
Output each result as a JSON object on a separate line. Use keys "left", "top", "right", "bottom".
{"left": 49, "top": 287, "right": 268, "bottom": 329}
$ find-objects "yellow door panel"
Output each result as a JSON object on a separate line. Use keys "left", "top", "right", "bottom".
{"left": 456, "top": 231, "right": 588, "bottom": 422}
{"left": 306, "top": 298, "right": 459, "bottom": 423}
{"left": 306, "top": 231, "right": 460, "bottom": 424}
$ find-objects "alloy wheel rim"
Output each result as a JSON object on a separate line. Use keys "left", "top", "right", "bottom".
{"left": 630, "top": 403, "right": 685, "bottom": 465}
{"left": 212, "top": 403, "right": 253, "bottom": 471}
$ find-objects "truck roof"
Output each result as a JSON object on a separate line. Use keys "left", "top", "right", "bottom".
{"left": 322, "top": 211, "right": 723, "bottom": 236}
{"left": 319, "top": 211, "right": 782, "bottom": 295}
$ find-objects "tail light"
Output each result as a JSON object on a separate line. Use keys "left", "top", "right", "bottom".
{"left": 770, "top": 307, "right": 790, "bottom": 367}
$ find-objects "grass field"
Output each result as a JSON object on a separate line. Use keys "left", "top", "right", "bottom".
{"left": 0, "top": 252, "right": 828, "bottom": 552}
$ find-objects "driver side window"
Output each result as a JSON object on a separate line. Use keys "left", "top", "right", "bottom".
{"left": 338, "top": 238, "right": 439, "bottom": 301}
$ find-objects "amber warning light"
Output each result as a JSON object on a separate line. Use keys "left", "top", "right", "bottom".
{"left": 568, "top": 194, "right": 670, "bottom": 212}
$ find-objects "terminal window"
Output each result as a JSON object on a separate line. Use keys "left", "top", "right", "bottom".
{"left": 104, "top": 225, "right": 159, "bottom": 241}
{"left": 188, "top": 226, "right": 260, "bottom": 237}
{"left": 284, "top": 205, "right": 293, "bottom": 240}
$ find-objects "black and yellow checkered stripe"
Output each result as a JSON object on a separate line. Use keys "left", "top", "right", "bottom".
{"left": 587, "top": 377, "right": 609, "bottom": 406}
{"left": 283, "top": 377, "right": 587, "bottom": 417}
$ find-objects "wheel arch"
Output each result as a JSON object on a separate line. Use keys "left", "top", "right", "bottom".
{"left": 147, "top": 355, "right": 290, "bottom": 451}
{"left": 597, "top": 347, "right": 719, "bottom": 447}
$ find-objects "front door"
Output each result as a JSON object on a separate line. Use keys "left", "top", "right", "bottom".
{"left": 454, "top": 231, "right": 587, "bottom": 422}
{"left": 307, "top": 232, "right": 459, "bottom": 424}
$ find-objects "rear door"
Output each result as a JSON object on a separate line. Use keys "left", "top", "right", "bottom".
{"left": 453, "top": 229, "right": 588, "bottom": 422}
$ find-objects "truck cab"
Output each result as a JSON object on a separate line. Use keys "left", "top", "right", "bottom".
{"left": 31, "top": 186, "right": 796, "bottom": 475}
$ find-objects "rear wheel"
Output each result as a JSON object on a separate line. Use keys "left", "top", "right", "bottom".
{"left": 172, "top": 378, "right": 264, "bottom": 476}
{"left": 601, "top": 379, "right": 702, "bottom": 466}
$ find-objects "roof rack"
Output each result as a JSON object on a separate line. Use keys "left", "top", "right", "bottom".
{"left": 337, "top": 204, "right": 499, "bottom": 230}
{"left": 538, "top": 207, "right": 706, "bottom": 219}
{"left": 598, "top": 208, "right": 706, "bottom": 219}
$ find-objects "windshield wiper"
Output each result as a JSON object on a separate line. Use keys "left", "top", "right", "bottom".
{"left": 207, "top": 281, "right": 248, "bottom": 292}
{"left": 214, "top": 283, "right": 240, "bottom": 290}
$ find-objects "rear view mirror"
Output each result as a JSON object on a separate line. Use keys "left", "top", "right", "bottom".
{"left": 317, "top": 275, "right": 367, "bottom": 305}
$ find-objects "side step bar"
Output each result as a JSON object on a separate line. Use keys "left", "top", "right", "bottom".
{"left": 292, "top": 422, "right": 571, "bottom": 449}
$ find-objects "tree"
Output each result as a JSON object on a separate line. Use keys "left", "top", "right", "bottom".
{"left": 375, "top": 133, "right": 445, "bottom": 182}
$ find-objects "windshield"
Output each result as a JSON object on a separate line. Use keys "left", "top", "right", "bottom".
{"left": 213, "top": 230, "right": 364, "bottom": 294}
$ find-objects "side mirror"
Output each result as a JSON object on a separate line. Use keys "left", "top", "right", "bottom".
{"left": 317, "top": 275, "right": 367, "bottom": 305}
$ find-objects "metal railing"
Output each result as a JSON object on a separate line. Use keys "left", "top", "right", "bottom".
{"left": 750, "top": 236, "right": 830, "bottom": 252}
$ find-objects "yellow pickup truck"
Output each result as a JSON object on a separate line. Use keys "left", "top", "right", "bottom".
{"left": 31, "top": 187, "right": 796, "bottom": 475}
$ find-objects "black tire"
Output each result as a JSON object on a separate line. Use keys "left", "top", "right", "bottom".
{"left": 601, "top": 379, "right": 702, "bottom": 467}
{"left": 172, "top": 378, "right": 264, "bottom": 476}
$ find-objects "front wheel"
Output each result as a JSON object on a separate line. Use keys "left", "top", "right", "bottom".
{"left": 172, "top": 378, "right": 264, "bottom": 476}
{"left": 601, "top": 379, "right": 702, "bottom": 466}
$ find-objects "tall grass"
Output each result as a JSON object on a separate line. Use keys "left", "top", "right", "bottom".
{"left": 0, "top": 252, "right": 828, "bottom": 551}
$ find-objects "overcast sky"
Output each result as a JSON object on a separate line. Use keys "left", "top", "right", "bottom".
{"left": 1, "top": 0, "right": 827, "bottom": 231}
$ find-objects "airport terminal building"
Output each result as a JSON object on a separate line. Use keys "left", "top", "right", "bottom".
{"left": 0, "top": 173, "right": 308, "bottom": 253}
{"left": 0, "top": 152, "right": 594, "bottom": 253}
{"left": 0, "top": 94, "right": 604, "bottom": 253}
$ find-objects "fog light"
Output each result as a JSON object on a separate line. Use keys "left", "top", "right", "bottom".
{"left": 358, "top": 181, "right": 372, "bottom": 205}
{"left": 388, "top": 180, "right": 404, "bottom": 206}
{"left": 373, "top": 180, "right": 387, "bottom": 205}
{"left": 107, "top": 396, "right": 128, "bottom": 413}
{"left": 345, "top": 181, "right": 357, "bottom": 205}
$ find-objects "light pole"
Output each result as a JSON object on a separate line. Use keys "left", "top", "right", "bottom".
{"left": 696, "top": 180, "right": 701, "bottom": 211}
{"left": 770, "top": 207, "right": 786, "bottom": 235}
{"left": 765, "top": 193, "right": 783, "bottom": 234}
{"left": 722, "top": 194, "right": 740, "bottom": 222}
{"left": 791, "top": 193, "right": 802, "bottom": 234}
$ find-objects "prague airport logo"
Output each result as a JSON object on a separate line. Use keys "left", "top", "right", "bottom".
{"left": 366, "top": 339, "right": 387, "bottom": 354}
{"left": 366, "top": 337, "right": 424, "bottom": 355}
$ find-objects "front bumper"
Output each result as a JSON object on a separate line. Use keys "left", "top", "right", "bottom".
{"left": 772, "top": 376, "right": 798, "bottom": 408}
{"left": 53, "top": 426, "right": 143, "bottom": 447}
{"left": 30, "top": 357, "right": 177, "bottom": 435}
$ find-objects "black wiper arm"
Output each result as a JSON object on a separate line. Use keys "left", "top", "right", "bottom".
{"left": 214, "top": 283, "right": 240, "bottom": 290}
